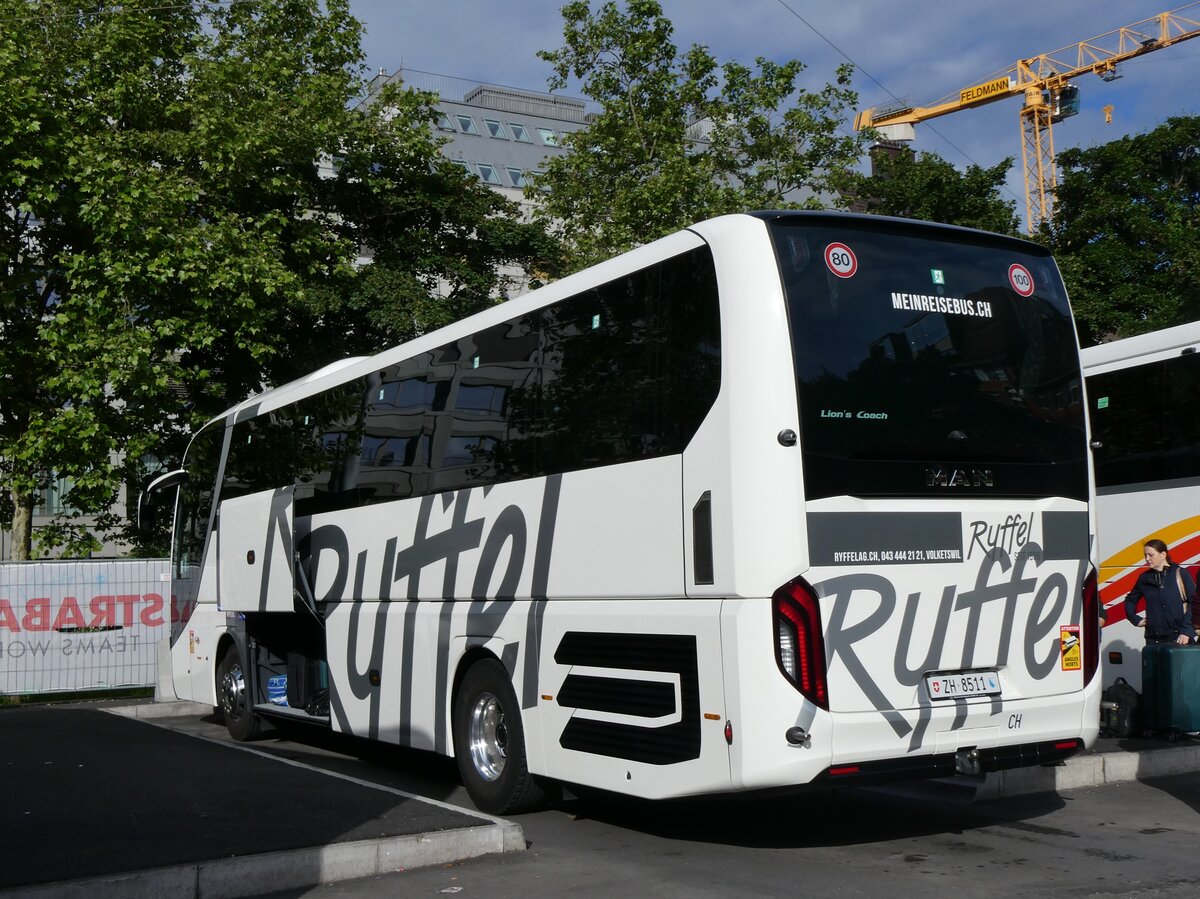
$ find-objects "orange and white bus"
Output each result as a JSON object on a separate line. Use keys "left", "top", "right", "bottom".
{"left": 1082, "top": 321, "right": 1200, "bottom": 689}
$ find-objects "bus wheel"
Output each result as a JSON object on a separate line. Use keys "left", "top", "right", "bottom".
{"left": 453, "top": 659, "right": 546, "bottom": 815}
{"left": 217, "top": 646, "right": 261, "bottom": 741}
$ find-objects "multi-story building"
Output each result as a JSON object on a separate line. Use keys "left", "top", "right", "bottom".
{"left": 372, "top": 68, "right": 593, "bottom": 216}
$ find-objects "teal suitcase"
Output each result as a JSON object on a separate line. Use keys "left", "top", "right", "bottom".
{"left": 1141, "top": 644, "right": 1200, "bottom": 738}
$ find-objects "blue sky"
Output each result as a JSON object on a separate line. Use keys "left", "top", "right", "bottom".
{"left": 347, "top": 1, "right": 1200, "bottom": 221}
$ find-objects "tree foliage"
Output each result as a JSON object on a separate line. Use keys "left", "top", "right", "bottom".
{"left": 534, "top": 0, "right": 868, "bottom": 266}
{"left": 1045, "top": 115, "right": 1200, "bottom": 344}
{"left": 846, "top": 146, "right": 1020, "bottom": 235}
{"left": 0, "top": 0, "right": 555, "bottom": 558}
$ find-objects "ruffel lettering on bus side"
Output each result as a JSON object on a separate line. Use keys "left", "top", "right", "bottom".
{"left": 307, "top": 476, "right": 562, "bottom": 750}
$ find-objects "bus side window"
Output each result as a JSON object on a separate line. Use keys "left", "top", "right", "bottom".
{"left": 432, "top": 316, "right": 540, "bottom": 492}
{"left": 356, "top": 356, "right": 441, "bottom": 503}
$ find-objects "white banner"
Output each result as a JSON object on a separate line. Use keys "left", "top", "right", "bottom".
{"left": 0, "top": 559, "right": 169, "bottom": 695}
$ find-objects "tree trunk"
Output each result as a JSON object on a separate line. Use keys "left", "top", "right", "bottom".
{"left": 10, "top": 486, "right": 34, "bottom": 561}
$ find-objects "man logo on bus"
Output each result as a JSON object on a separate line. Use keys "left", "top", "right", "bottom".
{"left": 1008, "top": 263, "right": 1034, "bottom": 297}
{"left": 825, "top": 243, "right": 857, "bottom": 279}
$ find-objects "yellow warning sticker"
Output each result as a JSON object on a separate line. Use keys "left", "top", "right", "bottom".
{"left": 1060, "top": 624, "right": 1081, "bottom": 671}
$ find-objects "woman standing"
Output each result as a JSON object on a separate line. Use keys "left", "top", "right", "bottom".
{"left": 1124, "top": 539, "right": 1197, "bottom": 645}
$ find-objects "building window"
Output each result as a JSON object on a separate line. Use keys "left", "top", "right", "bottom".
{"left": 456, "top": 115, "right": 479, "bottom": 135}
{"left": 436, "top": 111, "right": 455, "bottom": 131}
{"left": 509, "top": 122, "right": 532, "bottom": 143}
{"left": 506, "top": 167, "right": 527, "bottom": 188}
{"left": 35, "top": 475, "right": 76, "bottom": 516}
{"left": 451, "top": 159, "right": 472, "bottom": 176}
{"left": 477, "top": 163, "right": 502, "bottom": 185}
{"left": 484, "top": 119, "right": 507, "bottom": 139}
{"left": 537, "top": 127, "right": 558, "bottom": 146}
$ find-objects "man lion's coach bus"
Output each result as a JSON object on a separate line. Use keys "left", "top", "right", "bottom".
{"left": 142, "top": 211, "right": 1100, "bottom": 814}
{"left": 1081, "top": 321, "right": 1200, "bottom": 690}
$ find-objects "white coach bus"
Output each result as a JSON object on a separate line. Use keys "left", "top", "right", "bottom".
{"left": 142, "top": 211, "right": 1099, "bottom": 813}
{"left": 1081, "top": 321, "right": 1200, "bottom": 690}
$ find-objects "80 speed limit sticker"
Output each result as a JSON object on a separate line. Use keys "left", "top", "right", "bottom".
{"left": 824, "top": 242, "right": 858, "bottom": 278}
{"left": 1008, "top": 263, "right": 1034, "bottom": 297}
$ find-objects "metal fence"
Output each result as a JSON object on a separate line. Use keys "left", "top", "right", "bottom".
{"left": 0, "top": 559, "right": 169, "bottom": 695}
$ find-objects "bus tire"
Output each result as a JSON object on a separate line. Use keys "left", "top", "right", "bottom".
{"left": 453, "top": 659, "right": 546, "bottom": 815}
{"left": 217, "top": 645, "right": 261, "bottom": 741}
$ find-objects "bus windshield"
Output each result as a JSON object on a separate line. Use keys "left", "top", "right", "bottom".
{"left": 768, "top": 216, "right": 1086, "bottom": 501}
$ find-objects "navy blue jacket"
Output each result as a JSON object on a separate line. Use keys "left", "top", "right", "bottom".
{"left": 1124, "top": 564, "right": 1197, "bottom": 641}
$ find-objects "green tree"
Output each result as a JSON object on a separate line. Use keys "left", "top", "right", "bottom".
{"left": 1045, "top": 116, "right": 1200, "bottom": 343}
{"left": 534, "top": 0, "right": 867, "bottom": 266}
{"left": 846, "top": 146, "right": 1020, "bottom": 234}
{"left": 299, "top": 85, "right": 563, "bottom": 365}
{"left": 0, "top": 0, "right": 555, "bottom": 559}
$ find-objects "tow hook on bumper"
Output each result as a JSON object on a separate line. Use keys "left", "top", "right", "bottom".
{"left": 955, "top": 748, "right": 982, "bottom": 776}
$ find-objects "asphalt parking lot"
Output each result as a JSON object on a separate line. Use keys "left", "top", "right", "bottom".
{"left": 5, "top": 698, "right": 1200, "bottom": 898}
{"left": 0, "top": 703, "right": 522, "bottom": 898}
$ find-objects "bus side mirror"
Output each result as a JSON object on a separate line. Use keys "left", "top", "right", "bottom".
{"left": 137, "top": 493, "right": 158, "bottom": 535}
{"left": 138, "top": 469, "right": 189, "bottom": 537}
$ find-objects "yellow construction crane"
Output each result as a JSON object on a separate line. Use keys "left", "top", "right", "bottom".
{"left": 853, "top": 4, "right": 1200, "bottom": 233}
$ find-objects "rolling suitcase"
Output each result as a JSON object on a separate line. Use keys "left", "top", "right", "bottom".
{"left": 1141, "top": 643, "right": 1200, "bottom": 739}
{"left": 1141, "top": 644, "right": 1166, "bottom": 733}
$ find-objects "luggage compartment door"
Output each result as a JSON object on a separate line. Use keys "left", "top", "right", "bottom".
{"left": 217, "top": 486, "right": 296, "bottom": 612}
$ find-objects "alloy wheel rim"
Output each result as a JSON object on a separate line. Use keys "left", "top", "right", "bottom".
{"left": 467, "top": 692, "right": 508, "bottom": 782}
{"left": 221, "top": 662, "right": 246, "bottom": 719}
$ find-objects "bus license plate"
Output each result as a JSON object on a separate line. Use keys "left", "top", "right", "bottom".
{"left": 925, "top": 670, "right": 1001, "bottom": 701}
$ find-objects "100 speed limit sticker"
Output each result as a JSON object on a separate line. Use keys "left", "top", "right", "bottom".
{"left": 1008, "top": 263, "right": 1034, "bottom": 297}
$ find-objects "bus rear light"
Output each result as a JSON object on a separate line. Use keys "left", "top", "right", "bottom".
{"left": 773, "top": 579, "right": 829, "bottom": 710}
{"left": 1082, "top": 567, "right": 1100, "bottom": 685}
{"left": 828, "top": 765, "right": 860, "bottom": 777}
{"left": 1054, "top": 739, "right": 1081, "bottom": 752}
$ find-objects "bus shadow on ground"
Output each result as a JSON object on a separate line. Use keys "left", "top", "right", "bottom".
{"left": 556, "top": 781, "right": 1070, "bottom": 850}
{"left": 208, "top": 710, "right": 467, "bottom": 803}
{"left": 217, "top": 710, "right": 1079, "bottom": 850}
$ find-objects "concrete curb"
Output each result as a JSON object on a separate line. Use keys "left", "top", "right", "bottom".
{"left": 5, "top": 823, "right": 526, "bottom": 899}
{"left": 106, "top": 699, "right": 212, "bottom": 719}
{"left": 976, "top": 744, "right": 1200, "bottom": 800}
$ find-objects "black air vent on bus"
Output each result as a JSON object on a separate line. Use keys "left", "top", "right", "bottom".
{"left": 693, "top": 492, "right": 714, "bottom": 585}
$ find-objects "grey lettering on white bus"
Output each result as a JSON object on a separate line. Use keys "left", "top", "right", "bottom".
{"left": 1027, "top": 567, "right": 1072, "bottom": 679}
{"left": 894, "top": 584, "right": 956, "bottom": 686}
{"left": 953, "top": 547, "right": 1036, "bottom": 669}
{"left": 816, "top": 545, "right": 1083, "bottom": 747}
{"left": 470, "top": 504, "right": 527, "bottom": 600}
{"left": 523, "top": 476, "right": 561, "bottom": 709}
{"left": 297, "top": 478, "right": 561, "bottom": 746}
{"left": 369, "top": 541, "right": 398, "bottom": 739}
{"left": 258, "top": 487, "right": 294, "bottom": 612}
{"left": 398, "top": 590, "right": 420, "bottom": 744}
{"left": 326, "top": 541, "right": 390, "bottom": 736}
{"left": 819, "top": 573, "right": 909, "bottom": 736}
{"left": 395, "top": 492, "right": 486, "bottom": 600}
{"left": 301, "top": 525, "right": 353, "bottom": 732}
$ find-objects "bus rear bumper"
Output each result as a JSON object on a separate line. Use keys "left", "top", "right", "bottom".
{"left": 811, "top": 737, "right": 1084, "bottom": 787}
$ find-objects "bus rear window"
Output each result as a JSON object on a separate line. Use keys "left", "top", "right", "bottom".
{"left": 768, "top": 218, "right": 1086, "bottom": 500}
